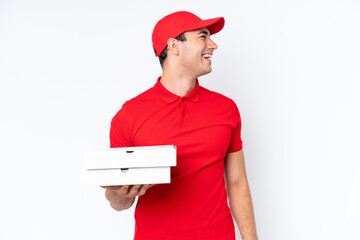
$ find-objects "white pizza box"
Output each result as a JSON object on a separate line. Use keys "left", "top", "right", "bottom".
{"left": 83, "top": 145, "right": 176, "bottom": 169}
{"left": 79, "top": 167, "right": 171, "bottom": 186}
{"left": 79, "top": 145, "right": 176, "bottom": 186}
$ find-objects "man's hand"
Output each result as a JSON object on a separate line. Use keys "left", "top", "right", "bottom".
{"left": 101, "top": 184, "right": 155, "bottom": 197}
{"left": 101, "top": 184, "right": 155, "bottom": 211}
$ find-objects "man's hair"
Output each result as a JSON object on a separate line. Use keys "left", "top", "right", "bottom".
{"left": 154, "top": 33, "right": 187, "bottom": 68}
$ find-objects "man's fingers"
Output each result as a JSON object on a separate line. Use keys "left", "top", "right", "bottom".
{"left": 101, "top": 185, "right": 124, "bottom": 190}
{"left": 103, "top": 184, "right": 156, "bottom": 197}
{"left": 138, "top": 185, "right": 149, "bottom": 196}
{"left": 103, "top": 185, "right": 130, "bottom": 196}
{"left": 128, "top": 185, "right": 141, "bottom": 197}
{"left": 101, "top": 186, "right": 118, "bottom": 190}
{"left": 118, "top": 185, "right": 130, "bottom": 195}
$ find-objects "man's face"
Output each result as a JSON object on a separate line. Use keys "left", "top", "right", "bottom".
{"left": 178, "top": 27, "right": 218, "bottom": 77}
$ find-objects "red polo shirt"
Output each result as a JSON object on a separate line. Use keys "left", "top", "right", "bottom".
{"left": 110, "top": 77, "right": 243, "bottom": 240}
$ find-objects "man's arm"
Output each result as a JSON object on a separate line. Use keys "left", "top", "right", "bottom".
{"left": 224, "top": 150, "right": 257, "bottom": 240}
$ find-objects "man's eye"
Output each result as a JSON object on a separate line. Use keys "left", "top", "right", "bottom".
{"left": 201, "top": 36, "right": 206, "bottom": 38}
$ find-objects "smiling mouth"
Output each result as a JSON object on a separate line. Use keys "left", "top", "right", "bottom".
{"left": 202, "top": 54, "right": 212, "bottom": 64}
{"left": 202, "top": 54, "right": 212, "bottom": 59}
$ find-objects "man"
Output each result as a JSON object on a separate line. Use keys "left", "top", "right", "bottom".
{"left": 102, "top": 11, "right": 257, "bottom": 240}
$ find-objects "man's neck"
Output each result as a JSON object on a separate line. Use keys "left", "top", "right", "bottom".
{"left": 160, "top": 72, "right": 197, "bottom": 97}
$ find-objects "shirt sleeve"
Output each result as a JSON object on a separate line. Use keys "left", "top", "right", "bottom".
{"left": 227, "top": 101, "right": 243, "bottom": 153}
{"left": 109, "top": 103, "right": 134, "bottom": 148}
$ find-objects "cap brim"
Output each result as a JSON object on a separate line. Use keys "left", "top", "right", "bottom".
{"left": 188, "top": 17, "right": 225, "bottom": 35}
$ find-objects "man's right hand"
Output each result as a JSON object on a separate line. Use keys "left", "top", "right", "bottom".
{"left": 101, "top": 184, "right": 155, "bottom": 211}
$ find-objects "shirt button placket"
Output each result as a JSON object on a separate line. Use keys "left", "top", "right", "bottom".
{"left": 179, "top": 98, "right": 185, "bottom": 128}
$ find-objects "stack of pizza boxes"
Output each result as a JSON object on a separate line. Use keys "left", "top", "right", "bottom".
{"left": 80, "top": 145, "right": 177, "bottom": 186}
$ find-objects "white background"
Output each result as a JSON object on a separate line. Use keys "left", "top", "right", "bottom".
{"left": 0, "top": 0, "right": 359, "bottom": 239}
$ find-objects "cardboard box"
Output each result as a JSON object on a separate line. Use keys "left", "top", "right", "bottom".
{"left": 79, "top": 145, "right": 176, "bottom": 186}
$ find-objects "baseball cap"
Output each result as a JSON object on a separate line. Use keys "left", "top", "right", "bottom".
{"left": 152, "top": 11, "right": 225, "bottom": 57}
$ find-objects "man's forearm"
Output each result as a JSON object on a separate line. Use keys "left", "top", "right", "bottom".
{"left": 227, "top": 183, "right": 257, "bottom": 240}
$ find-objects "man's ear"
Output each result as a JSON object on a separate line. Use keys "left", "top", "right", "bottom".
{"left": 167, "top": 38, "right": 180, "bottom": 56}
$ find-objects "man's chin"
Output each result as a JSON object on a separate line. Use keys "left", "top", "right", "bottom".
{"left": 198, "top": 68, "right": 212, "bottom": 77}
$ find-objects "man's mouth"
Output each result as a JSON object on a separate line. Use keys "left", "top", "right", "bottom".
{"left": 202, "top": 54, "right": 212, "bottom": 59}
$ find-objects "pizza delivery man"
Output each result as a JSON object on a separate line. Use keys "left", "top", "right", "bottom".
{"left": 102, "top": 11, "right": 257, "bottom": 240}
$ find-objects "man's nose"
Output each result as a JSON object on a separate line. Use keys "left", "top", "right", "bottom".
{"left": 207, "top": 38, "right": 218, "bottom": 50}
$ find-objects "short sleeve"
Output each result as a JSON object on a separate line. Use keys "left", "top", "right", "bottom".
{"left": 227, "top": 101, "right": 243, "bottom": 153}
{"left": 109, "top": 103, "right": 134, "bottom": 148}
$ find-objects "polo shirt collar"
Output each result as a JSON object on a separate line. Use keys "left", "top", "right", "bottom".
{"left": 154, "top": 76, "right": 200, "bottom": 104}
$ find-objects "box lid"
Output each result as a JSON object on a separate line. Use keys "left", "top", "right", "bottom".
{"left": 84, "top": 145, "right": 177, "bottom": 170}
